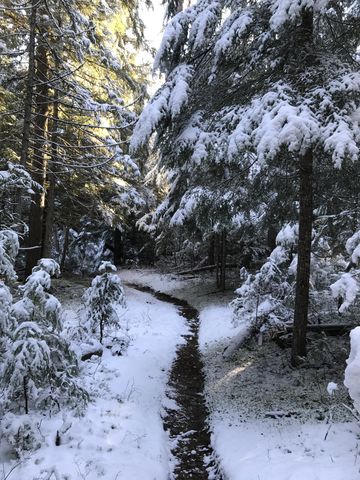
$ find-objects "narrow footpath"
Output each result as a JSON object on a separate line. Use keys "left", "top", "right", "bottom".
{"left": 127, "top": 283, "right": 223, "bottom": 480}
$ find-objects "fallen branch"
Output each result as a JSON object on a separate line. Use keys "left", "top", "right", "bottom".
{"left": 177, "top": 263, "right": 238, "bottom": 275}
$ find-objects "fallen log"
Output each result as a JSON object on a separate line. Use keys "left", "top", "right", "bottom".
{"left": 177, "top": 263, "right": 238, "bottom": 275}
{"left": 81, "top": 348, "right": 103, "bottom": 361}
{"left": 283, "top": 323, "right": 357, "bottom": 335}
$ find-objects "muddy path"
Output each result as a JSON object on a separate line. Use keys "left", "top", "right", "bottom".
{"left": 126, "top": 283, "right": 222, "bottom": 480}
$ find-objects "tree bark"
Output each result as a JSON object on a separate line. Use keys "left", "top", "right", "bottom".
{"left": 208, "top": 234, "right": 215, "bottom": 265}
{"left": 220, "top": 229, "right": 227, "bottom": 291}
{"left": 20, "top": 0, "right": 37, "bottom": 167}
{"left": 23, "top": 376, "right": 29, "bottom": 414}
{"left": 42, "top": 95, "right": 59, "bottom": 258}
{"left": 113, "top": 228, "right": 123, "bottom": 266}
{"left": 290, "top": 7, "right": 315, "bottom": 366}
{"left": 25, "top": 35, "right": 49, "bottom": 276}
{"left": 291, "top": 149, "right": 314, "bottom": 365}
{"left": 60, "top": 226, "right": 70, "bottom": 273}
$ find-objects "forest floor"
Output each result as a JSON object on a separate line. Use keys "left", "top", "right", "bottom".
{"left": 1, "top": 268, "right": 359, "bottom": 480}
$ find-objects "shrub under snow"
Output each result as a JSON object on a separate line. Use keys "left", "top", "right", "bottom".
{"left": 344, "top": 327, "right": 360, "bottom": 415}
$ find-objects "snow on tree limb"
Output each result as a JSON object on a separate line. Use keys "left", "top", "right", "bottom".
{"left": 130, "top": 65, "right": 193, "bottom": 151}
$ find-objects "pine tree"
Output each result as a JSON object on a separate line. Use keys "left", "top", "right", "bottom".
{"left": 2, "top": 259, "right": 88, "bottom": 414}
{"left": 83, "top": 261, "right": 126, "bottom": 344}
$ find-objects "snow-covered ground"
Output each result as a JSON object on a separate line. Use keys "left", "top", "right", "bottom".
{"left": 2, "top": 268, "right": 359, "bottom": 480}
{"left": 0, "top": 279, "right": 188, "bottom": 480}
{"left": 199, "top": 304, "right": 360, "bottom": 480}
{"left": 123, "top": 268, "right": 360, "bottom": 480}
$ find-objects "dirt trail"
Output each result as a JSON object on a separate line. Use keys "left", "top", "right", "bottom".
{"left": 127, "top": 283, "right": 222, "bottom": 480}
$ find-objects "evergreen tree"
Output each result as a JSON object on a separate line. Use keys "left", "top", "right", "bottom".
{"left": 0, "top": 0, "right": 152, "bottom": 273}
{"left": 83, "top": 261, "right": 127, "bottom": 344}
{"left": 2, "top": 259, "right": 88, "bottom": 414}
{"left": 131, "top": 0, "right": 360, "bottom": 363}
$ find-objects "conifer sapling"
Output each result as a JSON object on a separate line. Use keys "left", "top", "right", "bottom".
{"left": 83, "top": 261, "right": 126, "bottom": 345}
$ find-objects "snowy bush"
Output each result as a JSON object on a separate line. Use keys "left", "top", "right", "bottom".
{"left": 344, "top": 327, "right": 360, "bottom": 415}
{"left": 0, "top": 280, "right": 15, "bottom": 338}
{"left": 231, "top": 224, "right": 296, "bottom": 337}
{"left": 330, "top": 230, "right": 360, "bottom": 313}
{"left": 2, "top": 259, "right": 88, "bottom": 414}
{"left": 0, "top": 229, "right": 19, "bottom": 282}
{"left": 83, "top": 261, "right": 126, "bottom": 344}
{"left": 0, "top": 413, "right": 42, "bottom": 458}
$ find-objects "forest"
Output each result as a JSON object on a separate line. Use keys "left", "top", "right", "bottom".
{"left": 0, "top": 0, "right": 360, "bottom": 479}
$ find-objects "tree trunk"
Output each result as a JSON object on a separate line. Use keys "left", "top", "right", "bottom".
{"left": 291, "top": 149, "right": 314, "bottom": 365}
{"left": 215, "top": 233, "right": 220, "bottom": 287}
{"left": 42, "top": 95, "right": 59, "bottom": 258}
{"left": 220, "top": 230, "right": 227, "bottom": 291}
{"left": 23, "top": 376, "right": 29, "bottom": 414}
{"left": 20, "top": 0, "right": 37, "bottom": 167}
{"left": 60, "top": 226, "right": 70, "bottom": 273}
{"left": 291, "top": 7, "right": 315, "bottom": 366}
{"left": 267, "top": 225, "right": 277, "bottom": 252}
{"left": 25, "top": 36, "right": 49, "bottom": 275}
{"left": 113, "top": 228, "right": 123, "bottom": 266}
{"left": 208, "top": 234, "right": 215, "bottom": 265}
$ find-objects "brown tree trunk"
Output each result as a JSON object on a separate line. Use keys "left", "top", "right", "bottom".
{"left": 23, "top": 376, "right": 29, "bottom": 414}
{"left": 42, "top": 95, "right": 59, "bottom": 258}
{"left": 20, "top": 0, "right": 37, "bottom": 167}
{"left": 25, "top": 36, "right": 49, "bottom": 276}
{"left": 208, "top": 234, "right": 215, "bottom": 265}
{"left": 291, "top": 149, "right": 314, "bottom": 365}
{"left": 291, "top": 7, "right": 315, "bottom": 366}
{"left": 113, "top": 229, "right": 123, "bottom": 266}
{"left": 60, "top": 226, "right": 70, "bottom": 273}
{"left": 220, "top": 230, "right": 227, "bottom": 291}
{"left": 215, "top": 233, "right": 220, "bottom": 287}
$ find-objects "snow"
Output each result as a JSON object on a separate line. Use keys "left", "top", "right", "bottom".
{"left": 199, "top": 304, "right": 234, "bottom": 350}
{"left": 212, "top": 420, "right": 359, "bottom": 480}
{"left": 345, "top": 327, "right": 360, "bottom": 415}
{"left": 330, "top": 273, "right": 359, "bottom": 313}
{"left": 122, "top": 270, "right": 359, "bottom": 480}
{"left": 130, "top": 65, "right": 193, "bottom": 151}
{"left": 270, "top": 0, "right": 331, "bottom": 30}
{"left": 213, "top": 10, "right": 253, "bottom": 66}
{"left": 327, "top": 382, "right": 338, "bottom": 396}
{"left": 0, "top": 282, "right": 188, "bottom": 480}
{"left": 346, "top": 230, "right": 360, "bottom": 264}
{"left": 4, "top": 270, "right": 357, "bottom": 479}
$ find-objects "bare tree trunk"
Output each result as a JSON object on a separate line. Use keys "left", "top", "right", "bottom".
{"left": 60, "top": 226, "right": 70, "bottom": 273}
{"left": 113, "top": 228, "right": 123, "bottom": 266}
{"left": 42, "top": 94, "right": 59, "bottom": 257}
{"left": 215, "top": 233, "right": 220, "bottom": 287}
{"left": 291, "top": 7, "right": 315, "bottom": 366}
{"left": 25, "top": 36, "right": 49, "bottom": 276}
{"left": 208, "top": 234, "right": 215, "bottom": 265}
{"left": 23, "top": 376, "right": 29, "bottom": 414}
{"left": 220, "top": 229, "right": 227, "bottom": 291}
{"left": 20, "top": 0, "right": 37, "bottom": 167}
{"left": 291, "top": 148, "right": 314, "bottom": 365}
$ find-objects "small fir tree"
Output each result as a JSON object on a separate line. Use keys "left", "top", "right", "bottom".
{"left": 2, "top": 259, "right": 88, "bottom": 414}
{"left": 231, "top": 224, "right": 297, "bottom": 338}
{"left": 83, "top": 261, "right": 126, "bottom": 344}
